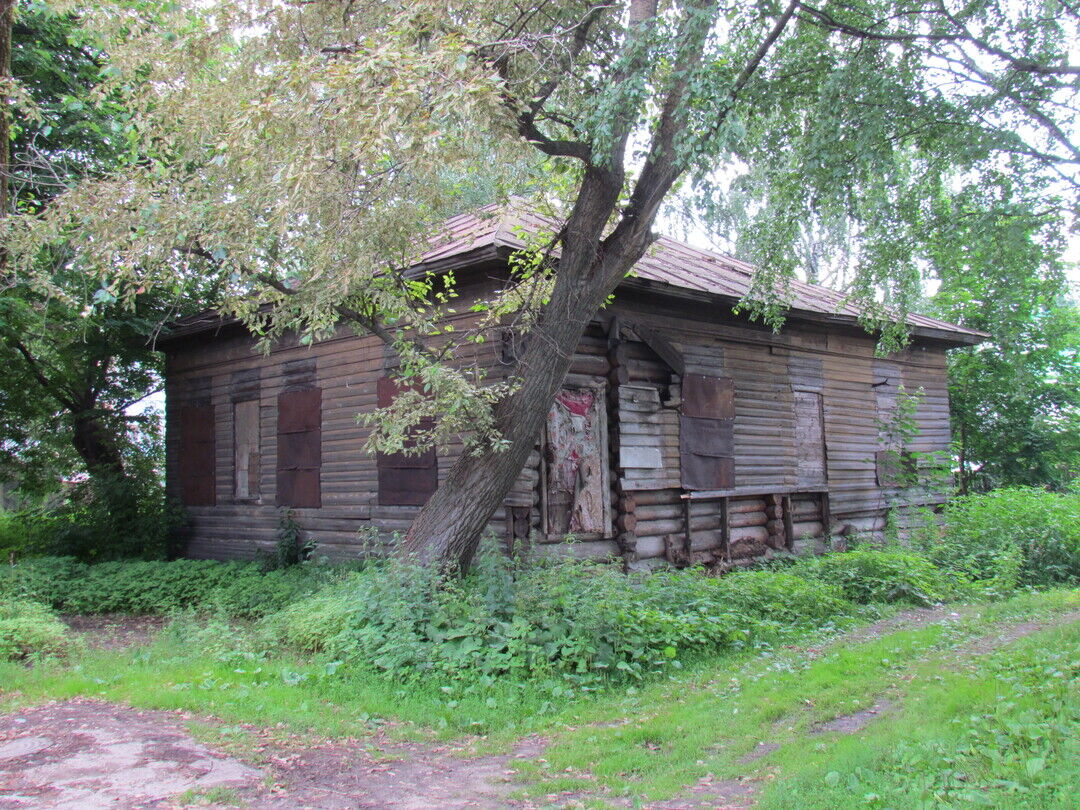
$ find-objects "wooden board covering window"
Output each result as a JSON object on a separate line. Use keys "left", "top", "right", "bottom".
{"left": 376, "top": 376, "right": 438, "bottom": 506}
{"left": 179, "top": 403, "right": 216, "bottom": 506}
{"left": 794, "top": 390, "right": 827, "bottom": 487}
{"left": 233, "top": 399, "right": 260, "bottom": 500}
{"left": 680, "top": 374, "right": 735, "bottom": 490}
{"left": 276, "top": 387, "right": 321, "bottom": 508}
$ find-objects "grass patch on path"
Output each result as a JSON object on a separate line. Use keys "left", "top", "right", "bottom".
{"left": 515, "top": 589, "right": 1080, "bottom": 807}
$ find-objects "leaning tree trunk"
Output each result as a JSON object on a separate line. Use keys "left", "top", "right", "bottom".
{"left": 399, "top": 0, "right": 789, "bottom": 572}
{"left": 400, "top": 169, "right": 666, "bottom": 572}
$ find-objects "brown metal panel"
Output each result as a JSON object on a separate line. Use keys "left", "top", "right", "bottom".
{"left": 377, "top": 375, "right": 397, "bottom": 408}
{"left": 681, "top": 453, "right": 734, "bottom": 490}
{"left": 679, "top": 415, "right": 734, "bottom": 458}
{"left": 378, "top": 465, "right": 438, "bottom": 506}
{"left": 278, "top": 388, "right": 321, "bottom": 433}
{"left": 179, "top": 404, "right": 215, "bottom": 506}
{"left": 276, "top": 469, "right": 322, "bottom": 508}
{"left": 682, "top": 374, "right": 734, "bottom": 419}
{"left": 277, "top": 431, "right": 322, "bottom": 470}
{"left": 376, "top": 375, "right": 438, "bottom": 505}
{"left": 180, "top": 404, "right": 215, "bottom": 444}
{"left": 276, "top": 387, "right": 321, "bottom": 508}
{"left": 290, "top": 469, "right": 321, "bottom": 508}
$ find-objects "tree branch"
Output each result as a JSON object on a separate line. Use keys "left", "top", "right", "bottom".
{"left": 177, "top": 245, "right": 438, "bottom": 362}
{"left": 796, "top": 1, "right": 1080, "bottom": 76}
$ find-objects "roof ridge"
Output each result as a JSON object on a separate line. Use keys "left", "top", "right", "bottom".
{"left": 413, "top": 203, "right": 985, "bottom": 342}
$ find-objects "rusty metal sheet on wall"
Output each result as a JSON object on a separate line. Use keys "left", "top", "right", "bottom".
{"left": 682, "top": 374, "right": 734, "bottom": 419}
{"left": 277, "top": 468, "right": 321, "bottom": 508}
{"left": 546, "top": 388, "right": 607, "bottom": 535}
{"left": 278, "top": 388, "right": 321, "bottom": 433}
{"left": 179, "top": 403, "right": 216, "bottom": 506}
{"left": 681, "top": 452, "right": 734, "bottom": 490}
{"left": 679, "top": 415, "right": 734, "bottom": 458}
{"left": 375, "top": 375, "right": 438, "bottom": 506}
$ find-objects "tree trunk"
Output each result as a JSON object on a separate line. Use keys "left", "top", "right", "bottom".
{"left": 0, "top": 0, "right": 14, "bottom": 268}
{"left": 400, "top": 170, "right": 660, "bottom": 572}
{"left": 71, "top": 409, "right": 126, "bottom": 481}
{"left": 399, "top": 0, "right": 791, "bottom": 572}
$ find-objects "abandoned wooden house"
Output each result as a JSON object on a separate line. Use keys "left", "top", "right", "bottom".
{"left": 161, "top": 208, "right": 985, "bottom": 569}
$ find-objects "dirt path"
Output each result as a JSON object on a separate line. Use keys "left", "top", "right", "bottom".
{"left": 0, "top": 700, "right": 258, "bottom": 810}
{"left": 0, "top": 699, "right": 546, "bottom": 810}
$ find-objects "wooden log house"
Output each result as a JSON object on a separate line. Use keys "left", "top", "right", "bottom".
{"left": 161, "top": 207, "right": 985, "bottom": 568}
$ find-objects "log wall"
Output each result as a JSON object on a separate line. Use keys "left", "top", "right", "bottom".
{"left": 165, "top": 286, "right": 955, "bottom": 565}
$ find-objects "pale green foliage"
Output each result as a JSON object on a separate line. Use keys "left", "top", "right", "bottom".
{"left": 4, "top": 0, "right": 1077, "bottom": 456}
{"left": 0, "top": 599, "right": 72, "bottom": 661}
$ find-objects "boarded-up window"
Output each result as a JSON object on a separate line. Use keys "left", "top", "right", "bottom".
{"left": 233, "top": 399, "right": 260, "bottom": 500}
{"left": 276, "top": 388, "right": 321, "bottom": 508}
{"left": 794, "top": 391, "right": 827, "bottom": 487}
{"left": 179, "top": 403, "right": 216, "bottom": 506}
{"left": 545, "top": 387, "right": 609, "bottom": 535}
{"left": 376, "top": 376, "right": 438, "bottom": 506}
{"left": 680, "top": 374, "right": 735, "bottom": 490}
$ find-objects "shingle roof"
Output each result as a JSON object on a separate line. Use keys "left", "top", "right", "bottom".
{"left": 414, "top": 204, "right": 986, "bottom": 344}
{"left": 163, "top": 204, "right": 985, "bottom": 345}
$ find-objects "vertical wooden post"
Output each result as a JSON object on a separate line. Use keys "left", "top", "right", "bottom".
{"left": 781, "top": 494, "right": 794, "bottom": 551}
{"left": 820, "top": 491, "right": 832, "bottom": 543}
{"left": 719, "top": 496, "right": 730, "bottom": 562}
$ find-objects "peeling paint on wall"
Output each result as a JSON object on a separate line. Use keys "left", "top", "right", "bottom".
{"left": 546, "top": 388, "right": 607, "bottom": 535}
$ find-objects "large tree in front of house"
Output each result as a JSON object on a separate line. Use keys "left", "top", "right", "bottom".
{"left": 4, "top": 0, "right": 1077, "bottom": 570}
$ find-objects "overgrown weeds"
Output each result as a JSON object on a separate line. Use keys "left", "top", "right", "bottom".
{"left": 914, "top": 487, "right": 1080, "bottom": 589}
{"left": 0, "top": 599, "right": 73, "bottom": 661}
{"left": 0, "top": 556, "right": 341, "bottom": 618}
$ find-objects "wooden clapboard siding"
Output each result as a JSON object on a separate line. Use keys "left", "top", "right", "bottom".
{"left": 166, "top": 272, "right": 959, "bottom": 566}
{"left": 168, "top": 299, "right": 510, "bottom": 559}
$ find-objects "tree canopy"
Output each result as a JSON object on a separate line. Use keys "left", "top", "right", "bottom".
{"left": 3, "top": 0, "right": 1077, "bottom": 566}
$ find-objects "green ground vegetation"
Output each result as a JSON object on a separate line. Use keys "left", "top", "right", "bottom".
{"left": 0, "top": 488, "right": 1077, "bottom": 806}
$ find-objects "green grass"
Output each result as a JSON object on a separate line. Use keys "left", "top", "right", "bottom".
{"left": 175, "top": 786, "right": 244, "bottom": 807}
{"left": 0, "top": 589, "right": 1076, "bottom": 809}
{"left": 514, "top": 589, "right": 1080, "bottom": 807}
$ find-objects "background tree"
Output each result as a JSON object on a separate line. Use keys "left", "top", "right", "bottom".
{"left": 5, "top": 0, "right": 1078, "bottom": 570}
{"left": 0, "top": 2, "right": 201, "bottom": 558}
{"left": 926, "top": 180, "right": 1080, "bottom": 491}
{"left": 0, "top": 2, "right": 197, "bottom": 494}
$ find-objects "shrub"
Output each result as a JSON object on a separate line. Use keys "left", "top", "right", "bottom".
{"left": 4, "top": 472, "right": 185, "bottom": 563}
{"left": 707, "top": 570, "right": 852, "bottom": 627}
{"left": 270, "top": 546, "right": 857, "bottom": 692}
{"left": 793, "top": 549, "right": 958, "bottom": 606}
{"left": 0, "top": 599, "right": 72, "bottom": 661}
{"left": 0, "top": 556, "right": 335, "bottom": 618}
{"left": 0, "top": 510, "right": 34, "bottom": 561}
{"left": 923, "top": 488, "right": 1080, "bottom": 589}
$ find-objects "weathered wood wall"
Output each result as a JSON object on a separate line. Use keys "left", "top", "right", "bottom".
{"left": 165, "top": 285, "right": 953, "bottom": 566}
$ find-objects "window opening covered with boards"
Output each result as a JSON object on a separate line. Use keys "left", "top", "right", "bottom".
{"left": 544, "top": 386, "right": 610, "bottom": 536}
{"left": 276, "top": 387, "right": 321, "bottom": 508}
{"left": 376, "top": 376, "right": 438, "bottom": 506}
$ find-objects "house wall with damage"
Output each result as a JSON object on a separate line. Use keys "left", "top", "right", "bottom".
{"left": 164, "top": 278, "right": 956, "bottom": 568}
